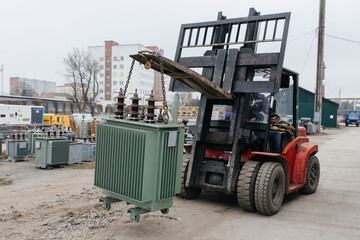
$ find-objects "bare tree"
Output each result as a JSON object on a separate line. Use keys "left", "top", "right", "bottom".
{"left": 19, "top": 83, "right": 37, "bottom": 97}
{"left": 179, "top": 92, "right": 200, "bottom": 106}
{"left": 63, "top": 48, "right": 99, "bottom": 105}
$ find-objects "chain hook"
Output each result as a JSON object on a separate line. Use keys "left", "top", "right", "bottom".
{"left": 156, "top": 53, "right": 169, "bottom": 124}
{"left": 123, "top": 59, "right": 135, "bottom": 96}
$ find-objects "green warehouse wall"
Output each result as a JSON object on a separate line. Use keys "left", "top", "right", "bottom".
{"left": 299, "top": 87, "right": 339, "bottom": 128}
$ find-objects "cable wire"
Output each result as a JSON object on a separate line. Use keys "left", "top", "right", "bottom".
{"left": 263, "top": 28, "right": 317, "bottom": 52}
{"left": 325, "top": 33, "right": 360, "bottom": 44}
{"left": 300, "top": 32, "right": 317, "bottom": 75}
{"left": 288, "top": 28, "right": 317, "bottom": 44}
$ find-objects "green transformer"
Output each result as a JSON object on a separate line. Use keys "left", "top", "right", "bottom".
{"left": 94, "top": 119, "right": 184, "bottom": 222}
{"left": 27, "top": 131, "right": 45, "bottom": 157}
{"left": 34, "top": 137, "right": 69, "bottom": 169}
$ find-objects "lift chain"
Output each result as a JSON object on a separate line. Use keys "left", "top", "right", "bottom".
{"left": 123, "top": 59, "right": 135, "bottom": 96}
{"left": 157, "top": 54, "right": 169, "bottom": 123}
{"left": 123, "top": 51, "right": 169, "bottom": 123}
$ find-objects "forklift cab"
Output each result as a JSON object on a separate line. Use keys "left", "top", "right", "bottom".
{"left": 209, "top": 68, "right": 299, "bottom": 154}
{"left": 245, "top": 68, "right": 299, "bottom": 153}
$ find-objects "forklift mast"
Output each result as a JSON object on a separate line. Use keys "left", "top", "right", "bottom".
{"left": 169, "top": 9, "right": 291, "bottom": 194}
{"left": 131, "top": 8, "right": 294, "bottom": 195}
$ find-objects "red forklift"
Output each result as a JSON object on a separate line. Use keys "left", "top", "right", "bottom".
{"left": 131, "top": 8, "right": 320, "bottom": 215}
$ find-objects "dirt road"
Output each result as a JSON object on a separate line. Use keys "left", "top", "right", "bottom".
{"left": 0, "top": 126, "right": 359, "bottom": 239}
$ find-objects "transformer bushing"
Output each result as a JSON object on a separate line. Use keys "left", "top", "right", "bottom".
{"left": 145, "top": 90, "right": 156, "bottom": 123}
{"left": 128, "top": 89, "right": 141, "bottom": 121}
{"left": 157, "top": 108, "right": 164, "bottom": 123}
{"left": 115, "top": 88, "right": 126, "bottom": 119}
{"left": 140, "top": 106, "right": 145, "bottom": 120}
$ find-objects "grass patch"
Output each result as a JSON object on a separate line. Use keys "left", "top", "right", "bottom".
{"left": 66, "top": 161, "right": 95, "bottom": 169}
{"left": 0, "top": 177, "right": 12, "bottom": 185}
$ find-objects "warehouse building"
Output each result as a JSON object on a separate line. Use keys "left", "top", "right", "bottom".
{"left": 10, "top": 77, "right": 56, "bottom": 97}
{"left": 275, "top": 86, "right": 339, "bottom": 128}
{"left": 299, "top": 87, "right": 339, "bottom": 128}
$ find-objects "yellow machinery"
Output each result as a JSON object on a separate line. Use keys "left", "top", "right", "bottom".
{"left": 43, "top": 114, "right": 74, "bottom": 128}
{"left": 178, "top": 107, "right": 198, "bottom": 117}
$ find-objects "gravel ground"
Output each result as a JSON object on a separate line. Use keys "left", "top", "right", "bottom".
{"left": 0, "top": 126, "right": 359, "bottom": 239}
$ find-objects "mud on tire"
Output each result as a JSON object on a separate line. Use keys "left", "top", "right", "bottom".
{"left": 255, "top": 162, "right": 285, "bottom": 216}
{"left": 179, "top": 160, "right": 201, "bottom": 199}
{"left": 237, "top": 161, "right": 262, "bottom": 212}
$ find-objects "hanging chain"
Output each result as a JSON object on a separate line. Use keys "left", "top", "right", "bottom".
{"left": 157, "top": 53, "right": 169, "bottom": 123}
{"left": 123, "top": 59, "right": 135, "bottom": 96}
{"left": 123, "top": 51, "right": 169, "bottom": 123}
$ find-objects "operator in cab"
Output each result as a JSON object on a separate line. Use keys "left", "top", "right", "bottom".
{"left": 248, "top": 93, "right": 267, "bottom": 122}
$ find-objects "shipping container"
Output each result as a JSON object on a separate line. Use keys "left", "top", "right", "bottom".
{"left": 73, "top": 113, "right": 92, "bottom": 121}
{"left": 43, "top": 114, "right": 74, "bottom": 128}
{"left": 0, "top": 104, "right": 44, "bottom": 125}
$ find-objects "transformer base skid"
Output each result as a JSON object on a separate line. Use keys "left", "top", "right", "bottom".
{"left": 6, "top": 157, "right": 28, "bottom": 163}
{"left": 35, "top": 164, "right": 66, "bottom": 170}
{"left": 100, "top": 189, "right": 172, "bottom": 223}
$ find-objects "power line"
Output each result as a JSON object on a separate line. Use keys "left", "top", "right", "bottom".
{"left": 288, "top": 28, "right": 317, "bottom": 44}
{"left": 325, "top": 33, "right": 360, "bottom": 44}
{"left": 300, "top": 32, "right": 317, "bottom": 75}
{"left": 263, "top": 28, "right": 316, "bottom": 52}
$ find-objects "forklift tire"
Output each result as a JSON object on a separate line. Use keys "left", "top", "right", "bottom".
{"left": 299, "top": 155, "right": 320, "bottom": 194}
{"left": 255, "top": 162, "right": 285, "bottom": 216}
{"left": 237, "top": 161, "right": 262, "bottom": 212}
{"left": 179, "top": 160, "right": 201, "bottom": 199}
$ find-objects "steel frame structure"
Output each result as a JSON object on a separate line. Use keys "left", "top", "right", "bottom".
{"left": 167, "top": 8, "right": 296, "bottom": 194}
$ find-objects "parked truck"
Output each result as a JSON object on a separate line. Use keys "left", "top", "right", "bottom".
{"left": 345, "top": 110, "right": 360, "bottom": 127}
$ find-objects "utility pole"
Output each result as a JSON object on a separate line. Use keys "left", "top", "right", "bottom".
{"left": 315, "top": 0, "right": 326, "bottom": 133}
{"left": 354, "top": 98, "right": 356, "bottom": 110}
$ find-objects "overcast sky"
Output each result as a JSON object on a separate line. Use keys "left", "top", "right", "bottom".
{"left": 0, "top": 0, "right": 358, "bottom": 98}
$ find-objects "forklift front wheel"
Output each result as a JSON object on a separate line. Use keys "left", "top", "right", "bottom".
{"left": 255, "top": 162, "right": 285, "bottom": 216}
{"left": 179, "top": 160, "right": 202, "bottom": 199}
{"left": 237, "top": 160, "right": 262, "bottom": 212}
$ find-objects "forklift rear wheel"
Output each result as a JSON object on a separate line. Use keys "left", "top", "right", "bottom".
{"left": 179, "top": 160, "right": 202, "bottom": 199}
{"left": 237, "top": 161, "right": 262, "bottom": 212}
{"left": 299, "top": 155, "right": 320, "bottom": 194}
{"left": 255, "top": 162, "right": 285, "bottom": 216}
